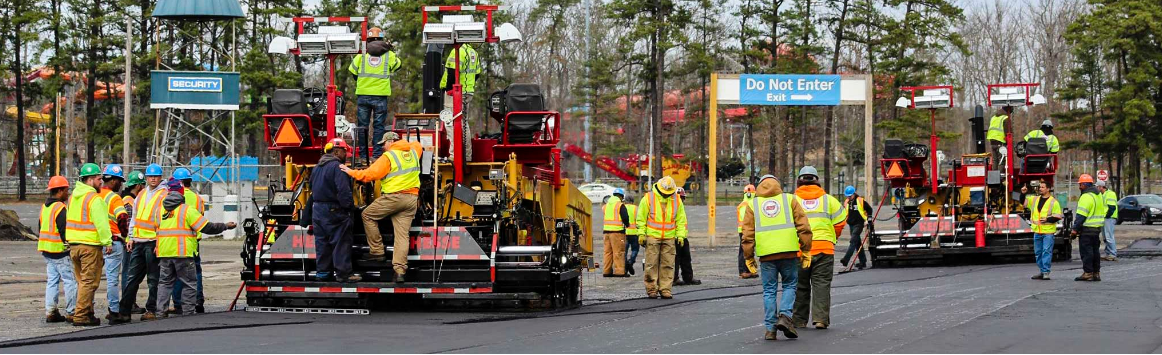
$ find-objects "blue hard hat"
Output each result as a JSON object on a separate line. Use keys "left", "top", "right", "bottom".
{"left": 145, "top": 163, "right": 163, "bottom": 177}
{"left": 844, "top": 185, "right": 856, "bottom": 196}
{"left": 102, "top": 164, "right": 125, "bottom": 180}
{"left": 173, "top": 167, "right": 192, "bottom": 181}
{"left": 613, "top": 188, "right": 626, "bottom": 196}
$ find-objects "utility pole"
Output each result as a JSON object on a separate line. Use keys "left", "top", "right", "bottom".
{"left": 582, "top": 0, "right": 592, "bottom": 182}
{"left": 123, "top": 17, "right": 133, "bottom": 164}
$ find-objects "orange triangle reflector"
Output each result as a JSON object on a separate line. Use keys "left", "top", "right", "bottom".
{"left": 273, "top": 118, "right": 303, "bottom": 146}
{"left": 886, "top": 161, "right": 904, "bottom": 178}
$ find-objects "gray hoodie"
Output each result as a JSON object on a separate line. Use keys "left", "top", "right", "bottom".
{"left": 162, "top": 191, "right": 230, "bottom": 235}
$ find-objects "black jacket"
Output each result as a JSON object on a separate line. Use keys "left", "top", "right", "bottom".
{"left": 310, "top": 154, "right": 355, "bottom": 210}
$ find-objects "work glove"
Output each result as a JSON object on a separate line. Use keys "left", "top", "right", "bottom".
{"left": 638, "top": 235, "right": 646, "bottom": 245}
{"left": 800, "top": 254, "right": 812, "bottom": 269}
{"left": 676, "top": 238, "right": 686, "bottom": 247}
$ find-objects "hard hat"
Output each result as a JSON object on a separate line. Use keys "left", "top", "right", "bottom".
{"left": 79, "top": 163, "right": 102, "bottom": 178}
{"left": 145, "top": 163, "right": 163, "bottom": 177}
{"left": 368, "top": 27, "right": 384, "bottom": 39}
{"left": 1041, "top": 119, "right": 1054, "bottom": 128}
{"left": 1078, "top": 174, "right": 1094, "bottom": 184}
{"left": 760, "top": 174, "right": 776, "bottom": 182}
{"left": 613, "top": 188, "right": 626, "bottom": 197}
{"left": 46, "top": 176, "right": 69, "bottom": 191}
{"left": 1095, "top": 179, "right": 1106, "bottom": 187}
{"left": 125, "top": 171, "right": 145, "bottom": 188}
{"left": 654, "top": 176, "right": 678, "bottom": 195}
{"left": 844, "top": 185, "right": 856, "bottom": 196}
{"left": 1029, "top": 180, "right": 1041, "bottom": 188}
{"left": 325, "top": 138, "right": 351, "bottom": 152}
{"left": 376, "top": 132, "right": 400, "bottom": 145}
{"left": 744, "top": 184, "right": 756, "bottom": 193}
{"left": 798, "top": 166, "right": 819, "bottom": 178}
{"left": 173, "top": 167, "right": 192, "bottom": 181}
{"left": 102, "top": 164, "right": 125, "bottom": 180}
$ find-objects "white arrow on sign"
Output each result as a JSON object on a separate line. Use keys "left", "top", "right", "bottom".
{"left": 790, "top": 94, "right": 814, "bottom": 101}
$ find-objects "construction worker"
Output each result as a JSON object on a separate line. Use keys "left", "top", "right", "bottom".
{"left": 119, "top": 171, "right": 146, "bottom": 315}
{"left": 312, "top": 138, "right": 360, "bottom": 282}
{"left": 95, "top": 164, "right": 130, "bottom": 324}
{"left": 635, "top": 176, "right": 687, "bottom": 299}
{"left": 67, "top": 163, "right": 113, "bottom": 326}
{"left": 343, "top": 132, "right": 423, "bottom": 283}
{"left": 1030, "top": 180, "right": 1063, "bottom": 280}
{"left": 670, "top": 187, "right": 699, "bottom": 285}
{"left": 1071, "top": 174, "right": 1106, "bottom": 282}
{"left": 1023, "top": 119, "right": 1060, "bottom": 153}
{"left": 737, "top": 184, "right": 758, "bottom": 279}
{"left": 623, "top": 196, "right": 640, "bottom": 276}
{"left": 39, "top": 175, "right": 76, "bottom": 323}
{"left": 839, "top": 185, "right": 873, "bottom": 270}
{"left": 440, "top": 43, "right": 480, "bottom": 160}
{"left": 120, "top": 163, "right": 167, "bottom": 321}
{"left": 1097, "top": 180, "right": 1118, "bottom": 261}
{"left": 987, "top": 108, "right": 1013, "bottom": 166}
{"left": 792, "top": 166, "right": 846, "bottom": 329}
{"left": 154, "top": 179, "right": 235, "bottom": 318}
{"left": 742, "top": 174, "right": 813, "bottom": 340}
{"left": 169, "top": 168, "right": 205, "bottom": 314}
{"left": 1021, "top": 184, "right": 1037, "bottom": 211}
{"left": 349, "top": 27, "right": 402, "bottom": 162}
{"left": 602, "top": 188, "right": 631, "bottom": 277}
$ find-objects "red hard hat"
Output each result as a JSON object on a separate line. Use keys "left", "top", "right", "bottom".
{"left": 325, "top": 138, "right": 350, "bottom": 152}
{"left": 47, "top": 176, "right": 69, "bottom": 191}
{"left": 1078, "top": 174, "right": 1094, "bottom": 184}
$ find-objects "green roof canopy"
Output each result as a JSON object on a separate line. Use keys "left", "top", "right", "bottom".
{"left": 152, "top": 0, "right": 244, "bottom": 20}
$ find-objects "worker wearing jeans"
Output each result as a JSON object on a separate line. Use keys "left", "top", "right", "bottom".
{"left": 1097, "top": 180, "right": 1118, "bottom": 260}
{"left": 624, "top": 198, "right": 640, "bottom": 275}
{"left": 1030, "top": 182, "right": 1062, "bottom": 280}
{"left": 760, "top": 259, "right": 799, "bottom": 334}
{"left": 741, "top": 175, "right": 813, "bottom": 340}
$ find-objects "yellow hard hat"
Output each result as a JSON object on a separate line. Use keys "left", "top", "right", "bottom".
{"left": 655, "top": 176, "right": 678, "bottom": 195}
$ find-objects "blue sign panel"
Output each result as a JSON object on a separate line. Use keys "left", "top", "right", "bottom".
{"left": 151, "top": 70, "right": 240, "bottom": 111}
{"left": 738, "top": 74, "right": 841, "bottom": 106}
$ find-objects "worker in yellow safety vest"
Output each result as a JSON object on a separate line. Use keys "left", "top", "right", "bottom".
{"left": 791, "top": 166, "right": 846, "bottom": 330}
{"left": 623, "top": 196, "right": 640, "bottom": 276}
{"left": 349, "top": 27, "right": 402, "bottom": 162}
{"left": 1096, "top": 180, "right": 1119, "bottom": 262}
{"left": 1071, "top": 174, "right": 1107, "bottom": 281}
{"left": 602, "top": 189, "right": 631, "bottom": 277}
{"left": 987, "top": 107, "right": 1013, "bottom": 166}
{"left": 741, "top": 174, "right": 813, "bottom": 341}
{"left": 344, "top": 132, "right": 424, "bottom": 283}
{"left": 120, "top": 163, "right": 168, "bottom": 321}
{"left": 737, "top": 184, "right": 758, "bottom": 279}
{"left": 96, "top": 164, "right": 130, "bottom": 324}
{"left": 840, "top": 185, "right": 874, "bottom": 270}
{"left": 153, "top": 178, "right": 235, "bottom": 317}
{"left": 1023, "top": 119, "right": 1060, "bottom": 153}
{"left": 66, "top": 163, "right": 113, "bottom": 326}
{"left": 39, "top": 175, "right": 76, "bottom": 324}
{"left": 1029, "top": 180, "right": 1063, "bottom": 280}
{"left": 635, "top": 176, "right": 687, "bottom": 299}
{"left": 439, "top": 44, "right": 481, "bottom": 162}
{"left": 168, "top": 168, "right": 206, "bottom": 314}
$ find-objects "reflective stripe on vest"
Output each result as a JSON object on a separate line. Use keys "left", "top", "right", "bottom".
{"left": 800, "top": 195, "right": 844, "bottom": 243}
{"left": 379, "top": 149, "right": 421, "bottom": 194}
{"left": 736, "top": 198, "right": 752, "bottom": 233}
{"left": 1077, "top": 192, "right": 1107, "bottom": 228}
{"left": 65, "top": 192, "right": 102, "bottom": 245}
{"left": 156, "top": 205, "right": 207, "bottom": 258}
{"left": 625, "top": 204, "right": 639, "bottom": 235}
{"left": 1103, "top": 190, "right": 1118, "bottom": 219}
{"left": 987, "top": 115, "right": 1008, "bottom": 142}
{"left": 37, "top": 202, "right": 66, "bottom": 253}
{"left": 134, "top": 188, "right": 166, "bottom": 239}
{"left": 603, "top": 197, "right": 625, "bottom": 232}
{"left": 1030, "top": 196, "right": 1060, "bottom": 234}
{"left": 644, "top": 193, "right": 678, "bottom": 237}
{"left": 100, "top": 190, "right": 125, "bottom": 235}
{"left": 753, "top": 193, "right": 799, "bottom": 256}
{"left": 358, "top": 54, "right": 393, "bottom": 79}
{"left": 846, "top": 196, "right": 867, "bottom": 221}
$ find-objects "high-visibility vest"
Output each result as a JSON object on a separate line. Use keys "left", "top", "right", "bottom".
{"left": 800, "top": 194, "right": 847, "bottom": 244}
{"left": 1102, "top": 190, "right": 1118, "bottom": 219}
{"left": 133, "top": 188, "right": 167, "bottom": 240}
{"left": 987, "top": 114, "right": 1008, "bottom": 142}
{"left": 37, "top": 202, "right": 67, "bottom": 253}
{"left": 1022, "top": 130, "right": 1060, "bottom": 153}
{"left": 1030, "top": 195, "right": 1063, "bottom": 234}
{"left": 637, "top": 191, "right": 685, "bottom": 239}
{"left": 349, "top": 52, "right": 401, "bottom": 96}
{"left": 98, "top": 189, "right": 127, "bottom": 237}
{"left": 439, "top": 45, "right": 480, "bottom": 93}
{"left": 379, "top": 149, "right": 421, "bottom": 194}
{"left": 1024, "top": 194, "right": 1037, "bottom": 211}
{"left": 736, "top": 196, "right": 753, "bottom": 233}
{"left": 753, "top": 193, "right": 800, "bottom": 257}
{"left": 603, "top": 196, "right": 626, "bottom": 232}
{"left": 156, "top": 205, "right": 209, "bottom": 258}
{"left": 65, "top": 185, "right": 109, "bottom": 246}
{"left": 1076, "top": 192, "right": 1107, "bottom": 228}
{"left": 625, "top": 204, "right": 639, "bottom": 235}
{"left": 845, "top": 196, "right": 867, "bottom": 222}
{"left": 184, "top": 189, "right": 205, "bottom": 239}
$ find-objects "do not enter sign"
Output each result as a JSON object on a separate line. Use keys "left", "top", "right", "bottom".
{"left": 1097, "top": 170, "right": 1109, "bottom": 181}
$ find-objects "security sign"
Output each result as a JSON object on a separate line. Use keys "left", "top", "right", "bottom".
{"left": 761, "top": 200, "right": 781, "bottom": 218}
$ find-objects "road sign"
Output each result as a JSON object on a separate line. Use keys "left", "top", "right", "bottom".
{"left": 1097, "top": 169, "right": 1109, "bottom": 181}
{"left": 738, "top": 74, "right": 841, "bottom": 106}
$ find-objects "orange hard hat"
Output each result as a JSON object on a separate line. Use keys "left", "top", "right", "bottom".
{"left": 744, "top": 184, "right": 756, "bottom": 193}
{"left": 47, "top": 176, "right": 69, "bottom": 191}
{"left": 368, "top": 27, "right": 383, "bottom": 39}
{"left": 1078, "top": 174, "right": 1094, "bottom": 184}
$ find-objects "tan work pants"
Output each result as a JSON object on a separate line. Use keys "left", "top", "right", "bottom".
{"left": 643, "top": 237, "right": 676, "bottom": 295}
{"left": 602, "top": 232, "right": 627, "bottom": 275}
{"left": 70, "top": 244, "right": 104, "bottom": 321}
{"left": 362, "top": 193, "right": 419, "bottom": 274}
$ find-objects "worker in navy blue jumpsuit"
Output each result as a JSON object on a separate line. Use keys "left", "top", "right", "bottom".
{"left": 310, "top": 138, "right": 360, "bottom": 282}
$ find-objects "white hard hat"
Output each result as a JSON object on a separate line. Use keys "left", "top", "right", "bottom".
{"left": 1095, "top": 180, "right": 1107, "bottom": 187}
{"left": 1041, "top": 119, "right": 1054, "bottom": 128}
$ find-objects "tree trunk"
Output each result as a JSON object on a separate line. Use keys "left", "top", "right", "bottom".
{"left": 14, "top": 19, "right": 27, "bottom": 200}
{"left": 823, "top": 0, "right": 850, "bottom": 193}
{"left": 85, "top": 0, "right": 101, "bottom": 163}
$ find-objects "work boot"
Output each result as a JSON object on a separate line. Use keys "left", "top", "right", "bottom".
{"left": 764, "top": 330, "right": 777, "bottom": 341}
{"left": 340, "top": 274, "right": 363, "bottom": 282}
{"left": 647, "top": 291, "right": 659, "bottom": 299}
{"left": 195, "top": 305, "right": 205, "bottom": 314}
{"left": 660, "top": 291, "right": 673, "bottom": 299}
{"left": 131, "top": 304, "right": 146, "bottom": 314}
{"left": 364, "top": 254, "right": 387, "bottom": 262}
{"left": 45, "top": 310, "right": 66, "bottom": 323}
{"left": 315, "top": 272, "right": 334, "bottom": 282}
{"left": 1031, "top": 273, "right": 1045, "bottom": 280}
{"left": 685, "top": 279, "right": 702, "bottom": 285}
{"left": 1093, "top": 272, "right": 1101, "bottom": 282}
{"left": 1074, "top": 272, "right": 1094, "bottom": 281}
{"left": 72, "top": 316, "right": 100, "bottom": 327}
{"left": 793, "top": 321, "right": 808, "bottom": 329}
{"left": 108, "top": 313, "right": 131, "bottom": 325}
{"left": 393, "top": 272, "right": 405, "bottom": 284}
{"left": 740, "top": 272, "right": 758, "bottom": 279}
{"left": 814, "top": 322, "right": 828, "bottom": 329}
{"left": 1042, "top": 272, "right": 1051, "bottom": 280}
{"left": 140, "top": 312, "right": 160, "bottom": 322}
{"left": 1102, "top": 256, "right": 1117, "bottom": 262}
{"left": 627, "top": 264, "right": 635, "bottom": 276}
{"left": 165, "top": 307, "right": 180, "bottom": 315}
{"left": 776, "top": 314, "right": 799, "bottom": 339}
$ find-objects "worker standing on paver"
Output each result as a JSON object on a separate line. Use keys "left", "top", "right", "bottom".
{"left": 1023, "top": 119, "right": 1060, "bottom": 153}
{"left": 312, "top": 138, "right": 360, "bottom": 282}
{"left": 343, "top": 132, "right": 423, "bottom": 283}
{"left": 742, "top": 174, "right": 813, "bottom": 340}
{"left": 601, "top": 188, "right": 630, "bottom": 277}
{"left": 839, "top": 185, "right": 873, "bottom": 270}
{"left": 636, "top": 176, "right": 686, "bottom": 299}
{"left": 987, "top": 108, "right": 1013, "bottom": 165}
{"left": 440, "top": 43, "right": 480, "bottom": 161}
{"left": 349, "top": 27, "right": 402, "bottom": 162}
{"left": 120, "top": 163, "right": 168, "bottom": 321}
{"left": 119, "top": 171, "right": 146, "bottom": 315}
{"left": 39, "top": 175, "right": 76, "bottom": 324}
{"left": 623, "top": 196, "right": 640, "bottom": 276}
{"left": 153, "top": 179, "right": 235, "bottom": 318}
{"left": 1097, "top": 180, "right": 1118, "bottom": 261}
{"left": 67, "top": 163, "right": 113, "bottom": 326}
{"left": 169, "top": 168, "right": 206, "bottom": 314}
{"left": 95, "top": 164, "right": 130, "bottom": 324}
{"left": 1030, "top": 180, "right": 1063, "bottom": 280}
{"left": 737, "top": 184, "right": 758, "bottom": 279}
{"left": 1071, "top": 174, "right": 1106, "bottom": 282}
{"left": 792, "top": 166, "right": 846, "bottom": 330}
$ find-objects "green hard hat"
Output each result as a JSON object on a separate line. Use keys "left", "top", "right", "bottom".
{"left": 125, "top": 171, "right": 146, "bottom": 187}
{"left": 79, "top": 163, "right": 102, "bottom": 178}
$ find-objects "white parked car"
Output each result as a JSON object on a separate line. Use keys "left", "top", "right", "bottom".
{"left": 578, "top": 183, "right": 617, "bottom": 204}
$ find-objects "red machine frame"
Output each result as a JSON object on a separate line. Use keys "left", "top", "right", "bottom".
{"left": 897, "top": 85, "right": 954, "bottom": 194}
{"left": 986, "top": 83, "right": 1042, "bottom": 191}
